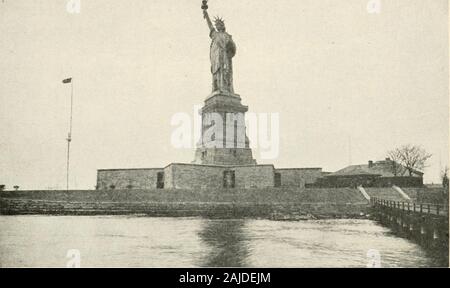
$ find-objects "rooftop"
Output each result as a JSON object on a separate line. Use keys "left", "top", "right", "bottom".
{"left": 326, "top": 158, "right": 423, "bottom": 178}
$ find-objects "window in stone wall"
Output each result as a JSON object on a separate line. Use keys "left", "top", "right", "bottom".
{"left": 157, "top": 172, "right": 164, "bottom": 189}
{"left": 274, "top": 173, "right": 281, "bottom": 187}
{"left": 223, "top": 170, "right": 235, "bottom": 188}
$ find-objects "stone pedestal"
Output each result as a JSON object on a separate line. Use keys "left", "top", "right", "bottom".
{"left": 193, "top": 91, "right": 256, "bottom": 165}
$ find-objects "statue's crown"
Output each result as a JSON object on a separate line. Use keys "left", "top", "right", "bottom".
{"left": 214, "top": 16, "right": 225, "bottom": 27}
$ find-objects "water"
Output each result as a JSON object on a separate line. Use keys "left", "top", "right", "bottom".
{"left": 0, "top": 216, "right": 439, "bottom": 267}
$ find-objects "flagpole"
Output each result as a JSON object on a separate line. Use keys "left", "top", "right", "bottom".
{"left": 66, "top": 79, "right": 73, "bottom": 192}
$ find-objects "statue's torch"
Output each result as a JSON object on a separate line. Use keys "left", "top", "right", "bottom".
{"left": 201, "top": 0, "right": 208, "bottom": 10}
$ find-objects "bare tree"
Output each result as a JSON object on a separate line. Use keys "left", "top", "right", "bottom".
{"left": 441, "top": 166, "right": 449, "bottom": 192}
{"left": 386, "top": 150, "right": 405, "bottom": 176}
{"left": 387, "top": 144, "right": 432, "bottom": 176}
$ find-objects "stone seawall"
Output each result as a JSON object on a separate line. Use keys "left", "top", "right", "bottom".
{"left": 0, "top": 188, "right": 370, "bottom": 219}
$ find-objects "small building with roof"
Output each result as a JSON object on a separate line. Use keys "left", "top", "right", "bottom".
{"left": 312, "top": 158, "right": 423, "bottom": 188}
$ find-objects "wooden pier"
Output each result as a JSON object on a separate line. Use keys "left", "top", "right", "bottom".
{"left": 370, "top": 197, "right": 449, "bottom": 266}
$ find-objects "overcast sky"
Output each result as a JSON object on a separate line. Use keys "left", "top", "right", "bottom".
{"left": 0, "top": 0, "right": 448, "bottom": 189}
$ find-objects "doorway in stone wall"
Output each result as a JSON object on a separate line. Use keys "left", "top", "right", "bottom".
{"left": 223, "top": 170, "right": 235, "bottom": 188}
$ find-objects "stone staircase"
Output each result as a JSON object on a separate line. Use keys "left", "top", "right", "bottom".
{"left": 364, "top": 187, "right": 413, "bottom": 202}
{"left": 402, "top": 187, "right": 447, "bottom": 204}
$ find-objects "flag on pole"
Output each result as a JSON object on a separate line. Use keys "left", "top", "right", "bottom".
{"left": 62, "top": 78, "right": 72, "bottom": 84}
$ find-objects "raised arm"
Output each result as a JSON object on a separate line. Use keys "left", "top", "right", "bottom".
{"left": 203, "top": 10, "right": 215, "bottom": 32}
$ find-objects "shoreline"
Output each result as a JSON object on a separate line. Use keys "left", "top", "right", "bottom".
{"left": 0, "top": 188, "right": 371, "bottom": 219}
{"left": 0, "top": 198, "right": 370, "bottom": 220}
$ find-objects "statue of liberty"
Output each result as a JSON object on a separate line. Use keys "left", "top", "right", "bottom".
{"left": 203, "top": 9, "right": 236, "bottom": 94}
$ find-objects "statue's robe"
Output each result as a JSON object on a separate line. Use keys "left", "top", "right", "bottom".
{"left": 210, "top": 30, "right": 236, "bottom": 93}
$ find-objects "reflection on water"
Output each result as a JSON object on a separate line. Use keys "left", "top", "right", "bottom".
{"left": 198, "top": 219, "right": 249, "bottom": 267}
{"left": 0, "top": 216, "right": 442, "bottom": 267}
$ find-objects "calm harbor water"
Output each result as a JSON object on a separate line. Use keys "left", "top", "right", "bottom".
{"left": 0, "top": 215, "right": 439, "bottom": 267}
